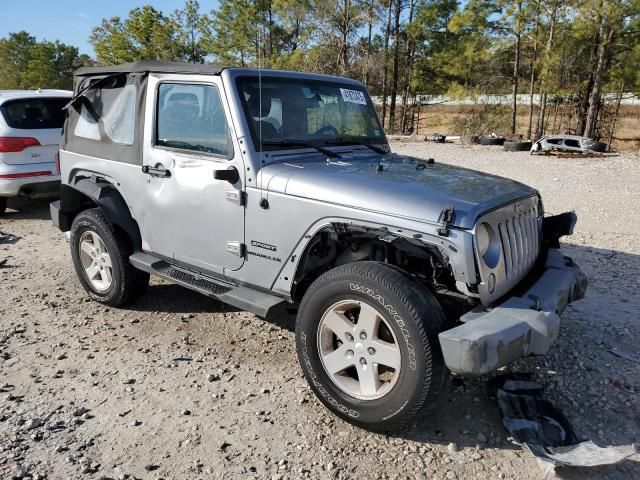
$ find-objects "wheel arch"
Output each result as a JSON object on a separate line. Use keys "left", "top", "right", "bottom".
{"left": 60, "top": 177, "right": 142, "bottom": 251}
{"left": 278, "top": 220, "right": 455, "bottom": 304}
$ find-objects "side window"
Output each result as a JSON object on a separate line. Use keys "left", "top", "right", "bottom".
{"left": 74, "top": 77, "right": 136, "bottom": 145}
{"left": 156, "top": 83, "right": 232, "bottom": 158}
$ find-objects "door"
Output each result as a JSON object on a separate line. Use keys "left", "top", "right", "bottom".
{"left": 136, "top": 75, "right": 245, "bottom": 275}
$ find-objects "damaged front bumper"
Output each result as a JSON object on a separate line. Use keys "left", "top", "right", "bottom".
{"left": 439, "top": 249, "right": 588, "bottom": 375}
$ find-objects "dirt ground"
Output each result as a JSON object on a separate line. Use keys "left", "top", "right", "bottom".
{"left": 1, "top": 142, "right": 639, "bottom": 480}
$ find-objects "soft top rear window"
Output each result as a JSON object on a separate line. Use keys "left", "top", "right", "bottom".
{"left": 0, "top": 97, "right": 68, "bottom": 130}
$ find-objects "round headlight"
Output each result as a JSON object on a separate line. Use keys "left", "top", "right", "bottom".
{"left": 476, "top": 223, "right": 491, "bottom": 256}
{"left": 476, "top": 222, "right": 501, "bottom": 268}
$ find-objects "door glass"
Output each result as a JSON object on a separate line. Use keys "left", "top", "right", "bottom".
{"left": 156, "top": 83, "right": 232, "bottom": 157}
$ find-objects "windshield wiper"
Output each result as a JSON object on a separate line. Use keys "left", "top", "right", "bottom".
{"left": 323, "top": 138, "right": 387, "bottom": 155}
{"left": 261, "top": 139, "right": 340, "bottom": 158}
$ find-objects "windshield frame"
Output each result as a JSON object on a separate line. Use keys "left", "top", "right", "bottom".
{"left": 235, "top": 75, "right": 386, "bottom": 153}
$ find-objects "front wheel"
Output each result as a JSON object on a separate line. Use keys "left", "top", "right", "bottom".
{"left": 0, "top": 197, "right": 7, "bottom": 216}
{"left": 295, "top": 261, "right": 446, "bottom": 431}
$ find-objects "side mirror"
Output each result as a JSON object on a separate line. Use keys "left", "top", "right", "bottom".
{"left": 213, "top": 167, "right": 240, "bottom": 184}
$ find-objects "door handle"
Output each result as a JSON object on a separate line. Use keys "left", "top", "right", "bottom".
{"left": 213, "top": 166, "right": 239, "bottom": 184}
{"left": 142, "top": 164, "right": 171, "bottom": 178}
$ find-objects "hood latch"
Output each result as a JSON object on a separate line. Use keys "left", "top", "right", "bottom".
{"left": 437, "top": 205, "right": 456, "bottom": 237}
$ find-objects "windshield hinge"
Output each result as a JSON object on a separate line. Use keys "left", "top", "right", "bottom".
{"left": 225, "top": 190, "right": 245, "bottom": 206}
{"left": 226, "top": 241, "right": 245, "bottom": 257}
{"left": 437, "top": 205, "right": 456, "bottom": 237}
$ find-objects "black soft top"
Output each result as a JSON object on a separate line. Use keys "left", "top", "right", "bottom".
{"left": 75, "top": 60, "right": 223, "bottom": 77}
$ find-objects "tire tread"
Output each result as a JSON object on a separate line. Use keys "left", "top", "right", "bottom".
{"left": 70, "top": 208, "right": 148, "bottom": 307}
{"left": 297, "top": 261, "right": 446, "bottom": 431}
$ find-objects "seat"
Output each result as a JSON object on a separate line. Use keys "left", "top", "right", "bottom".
{"left": 21, "top": 107, "right": 42, "bottom": 129}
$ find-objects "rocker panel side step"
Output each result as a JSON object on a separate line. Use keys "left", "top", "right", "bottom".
{"left": 129, "top": 252, "right": 287, "bottom": 319}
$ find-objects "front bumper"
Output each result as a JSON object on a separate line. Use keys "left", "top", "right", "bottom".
{"left": 438, "top": 249, "right": 588, "bottom": 375}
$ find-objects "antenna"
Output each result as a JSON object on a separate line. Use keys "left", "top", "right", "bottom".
{"left": 258, "top": 23, "right": 263, "bottom": 151}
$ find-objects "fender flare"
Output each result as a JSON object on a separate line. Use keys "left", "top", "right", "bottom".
{"left": 60, "top": 177, "right": 142, "bottom": 250}
{"left": 270, "top": 218, "right": 471, "bottom": 298}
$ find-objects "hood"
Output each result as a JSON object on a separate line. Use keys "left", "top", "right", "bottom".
{"left": 257, "top": 152, "right": 537, "bottom": 229}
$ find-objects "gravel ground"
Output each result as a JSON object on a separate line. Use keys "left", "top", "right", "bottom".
{"left": 1, "top": 142, "right": 639, "bottom": 480}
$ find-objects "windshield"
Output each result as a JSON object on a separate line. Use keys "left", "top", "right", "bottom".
{"left": 236, "top": 76, "right": 385, "bottom": 151}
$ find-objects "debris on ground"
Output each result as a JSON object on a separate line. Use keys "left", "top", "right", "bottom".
{"left": 530, "top": 135, "right": 607, "bottom": 156}
{"left": 497, "top": 380, "right": 638, "bottom": 478}
{"left": 0, "top": 230, "right": 20, "bottom": 244}
{"left": 610, "top": 346, "right": 640, "bottom": 364}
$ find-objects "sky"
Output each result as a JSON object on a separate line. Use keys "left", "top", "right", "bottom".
{"left": 0, "top": 0, "right": 215, "bottom": 56}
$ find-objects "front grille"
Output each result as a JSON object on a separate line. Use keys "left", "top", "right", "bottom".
{"left": 496, "top": 207, "right": 540, "bottom": 281}
{"left": 474, "top": 195, "right": 541, "bottom": 305}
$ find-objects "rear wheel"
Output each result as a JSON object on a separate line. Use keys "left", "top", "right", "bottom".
{"left": 296, "top": 261, "right": 446, "bottom": 431}
{"left": 0, "top": 197, "right": 7, "bottom": 216}
{"left": 70, "top": 208, "right": 148, "bottom": 307}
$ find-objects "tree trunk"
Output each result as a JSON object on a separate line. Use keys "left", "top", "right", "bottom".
{"left": 576, "top": 29, "right": 600, "bottom": 135}
{"left": 381, "top": 0, "right": 393, "bottom": 128}
{"left": 607, "top": 81, "right": 624, "bottom": 151}
{"left": 551, "top": 98, "right": 559, "bottom": 133}
{"left": 526, "top": 19, "right": 538, "bottom": 139}
{"left": 268, "top": 5, "right": 273, "bottom": 58}
{"left": 364, "top": 1, "right": 373, "bottom": 87}
{"left": 584, "top": 24, "right": 614, "bottom": 139}
{"left": 344, "top": 0, "right": 351, "bottom": 73}
{"left": 510, "top": 0, "right": 523, "bottom": 135}
{"left": 400, "top": 0, "right": 415, "bottom": 134}
{"left": 535, "top": 0, "right": 558, "bottom": 140}
{"left": 388, "top": 0, "right": 402, "bottom": 133}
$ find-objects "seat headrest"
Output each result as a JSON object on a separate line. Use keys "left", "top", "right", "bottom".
{"left": 246, "top": 92, "right": 272, "bottom": 118}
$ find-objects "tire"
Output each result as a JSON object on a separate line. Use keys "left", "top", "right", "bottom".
{"left": 70, "top": 208, "right": 149, "bottom": 307}
{"left": 479, "top": 136, "right": 505, "bottom": 146}
{"left": 460, "top": 134, "right": 480, "bottom": 145}
{"left": 592, "top": 142, "right": 607, "bottom": 153}
{"left": 503, "top": 140, "right": 533, "bottom": 152}
{"left": 295, "top": 261, "right": 446, "bottom": 431}
{"left": 0, "top": 197, "right": 6, "bottom": 216}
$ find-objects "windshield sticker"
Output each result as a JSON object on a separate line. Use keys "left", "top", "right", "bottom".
{"left": 340, "top": 88, "right": 367, "bottom": 105}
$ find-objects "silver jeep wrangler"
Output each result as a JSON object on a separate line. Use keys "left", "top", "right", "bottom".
{"left": 51, "top": 61, "right": 587, "bottom": 431}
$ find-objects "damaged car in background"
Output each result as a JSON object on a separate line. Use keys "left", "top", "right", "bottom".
{"left": 51, "top": 61, "right": 587, "bottom": 431}
{"left": 531, "top": 134, "right": 607, "bottom": 155}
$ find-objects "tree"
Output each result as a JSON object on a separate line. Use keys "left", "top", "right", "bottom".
{"left": 207, "top": 0, "right": 263, "bottom": 66}
{"left": 172, "top": 0, "right": 211, "bottom": 63}
{"left": 0, "top": 31, "right": 83, "bottom": 90}
{"left": 496, "top": 0, "right": 527, "bottom": 135}
{"left": 77, "top": 0, "right": 639, "bottom": 144}
{"left": 272, "top": 0, "right": 314, "bottom": 54}
{"left": 316, "top": 0, "right": 365, "bottom": 75}
{"left": 387, "top": 0, "right": 404, "bottom": 132}
{"left": 90, "top": 6, "right": 180, "bottom": 64}
{"left": 534, "top": 0, "right": 560, "bottom": 139}
{"left": 579, "top": 0, "right": 639, "bottom": 138}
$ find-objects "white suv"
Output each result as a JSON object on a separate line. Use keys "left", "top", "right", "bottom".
{"left": 0, "top": 89, "right": 71, "bottom": 215}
